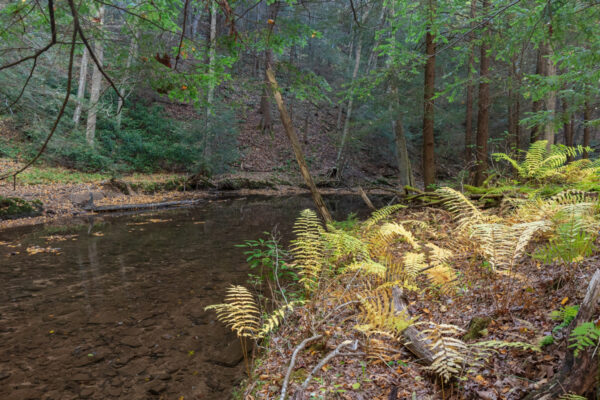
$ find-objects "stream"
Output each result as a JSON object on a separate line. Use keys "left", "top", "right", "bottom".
{"left": 0, "top": 194, "right": 386, "bottom": 400}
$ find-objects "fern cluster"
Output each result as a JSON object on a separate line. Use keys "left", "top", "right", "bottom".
{"left": 492, "top": 140, "right": 596, "bottom": 183}
{"left": 569, "top": 321, "right": 600, "bottom": 357}
{"left": 291, "top": 209, "right": 326, "bottom": 292}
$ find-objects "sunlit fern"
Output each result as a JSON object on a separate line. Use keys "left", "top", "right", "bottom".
{"left": 205, "top": 285, "right": 261, "bottom": 339}
{"left": 419, "top": 322, "right": 468, "bottom": 382}
{"left": 363, "top": 204, "right": 406, "bottom": 231}
{"left": 355, "top": 289, "right": 413, "bottom": 337}
{"left": 471, "top": 220, "right": 551, "bottom": 270}
{"left": 344, "top": 259, "right": 387, "bottom": 278}
{"left": 436, "top": 187, "right": 485, "bottom": 233}
{"left": 492, "top": 140, "right": 594, "bottom": 182}
{"left": 366, "top": 337, "right": 402, "bottom": 363}
{"left": 205, "top": 285, "right": 301, "bottom": 340}
{"left": 558, "top": 394, "right": 588, "bottom": 400}
{"left": 368, "top": 222, "right": 420, "bottom": 260}
{"left": 291, "top": 209, "right": 325, "bottom": 292}
{"left": 322, "top": 226, "right": 369, "bottom": 262}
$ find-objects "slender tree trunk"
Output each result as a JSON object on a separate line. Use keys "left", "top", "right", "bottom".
{"left": 73, "top": 46, "right": 89, "bottom": 126}
{"left": 508, "top": 58, "right": 520, "bottom": 152}
{"left": 116, "top": 32, "right": 138, "bottom": 129}
{"left": 85, "top": 6, "right": 105, "bottom": 147}
{"left": 259, "top": 2, "right": 279, "bottom": 133}
{"left": 530, "top": 49, "right": 546, "bottom": 143}
{"left": 474, "top": 0, "right": 491, "bottom": 186}
{"left": 335, "top": 39, "right": 363, "bottom": 175}
{"left": 542, "top": 31, "right": 556, "bottom": 149}
{"left": 464, "top": 0, "right": 476, "bottom": 162}
{"left": 583, "top": 100, "right": 591, "bottom": 158}
{"left": 422, "top": 1, "right": 436, "bottom": 190}
{"left": 206, "top": 0, "right": 217, "bottom": 126}
{"left": 391, "top": 99, "right": 414, "bottom": 188}
{"left": 266, "top": 68, "right": 332, "bottom": 223}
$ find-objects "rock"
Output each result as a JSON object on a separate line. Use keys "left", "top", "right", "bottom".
{"left": 69, "top": 191, "right": 105, "bottom": 208}
{"left": 146, "top": 381, "right": 167, "bottom": 395}
{"left": 463, "top": 316, "right": 492, "bottom": 341}
{"left": 120, "top": 336, "right": 142, "bottom": 348}
{"left": 0, "top": 371, "right": 10, "bottom": 381}
{"left": 7, "top": 388, "right": 43, "bottom": 400}
{"left": 106, "top": 386, "right": 122, "bottom": 397}
{"left": 71, "top": 373, "right": 91, "bottom": 382}
{"left": 0, "top": 196, "right": 43, "bottom": 220}
{"left": 207, "top": 339, "right": 246, "bottom": 367}
{"left": 79, "top": 387, "right": 95, "bottom": 398}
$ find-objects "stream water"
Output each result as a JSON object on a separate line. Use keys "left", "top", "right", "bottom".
{"left": 0, "top": 194, "right": 386, "bottom": 400}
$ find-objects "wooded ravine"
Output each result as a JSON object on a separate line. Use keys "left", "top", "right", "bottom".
{"left": 0, "top": 0, "right": 599, "bottom": 398}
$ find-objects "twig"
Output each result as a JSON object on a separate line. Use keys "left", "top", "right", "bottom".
{"left": 173, "top": 0, "right": 190, "bottom": 70}
{"left": 299, "top": 340, "right": 359, "bottom": 392}
{"left": 280, "top": 334, "right": 323, "bottom": 400}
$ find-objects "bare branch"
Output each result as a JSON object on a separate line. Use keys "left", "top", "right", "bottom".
{"left": 174, "top": 0, "right": 190, "bottom": 70}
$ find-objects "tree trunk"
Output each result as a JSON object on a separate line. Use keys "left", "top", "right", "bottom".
{"left": 422, "top": 9, "right": 436, "bottom": 190}
{"left": 583, "top": 100, "right": 591, "bottom": 158}
{"left": 474, "top": 0, "right": 490, "bottom": 187}
{"left": 464, "top": 0, "right": 476, "bottom": 162}
{"left": 335, "top": 39, "right": 362, "bottom": 175}
{"left": 85, "top": 5, "right": 105, "bottom": 147}
{"left": 259, "top": 2, "right": 279, "bottom": 134}
{"left": 393, "top": 109, "right": 414, "bottom": 189}
{"left": 73, "top": 46, "right": 89, "bottom": 126}
{"left": 542, "top": 34, "right": 556, "bottom": 149}
{"left": 206, "top": 0, "right": 217, "bottom": 127}
{"left": 116, "top": 32, "right": 138, "bottom": 130}
{"left": 334, "top": 6, "right": 371, "bottom": 177}
{"left": 530, "top": 49, "right": 546, "bottom": 143}
{"left": 508, "top": 57, "right": 520, "bottom": 152}
{"left": 266, "top": 68, "right": 332, "bottom": 223}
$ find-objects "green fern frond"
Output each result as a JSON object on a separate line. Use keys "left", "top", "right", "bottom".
{"left": 558, "top": 394, "right": 588, "bottom": 400}
{"left": 569, "top": 321, "right": 600, "bottom": 357}
{"left": 323, "top": 226, "right": 369, "bottom": 262}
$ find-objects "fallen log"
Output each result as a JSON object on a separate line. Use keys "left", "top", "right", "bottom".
{"left": 84, "top": 199, "right": 204, "bottom": 213}
{"left": 392, "top": 286, "right": 434, "bottom": 365}
{"left": 524, "top": 269, "right": 600, "bottom": 399}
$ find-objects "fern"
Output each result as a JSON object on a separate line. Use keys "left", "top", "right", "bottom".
{"left": 258, "top": 300, "right": 303, "bottom": 337}
{"left": 550, "top": 305, "right": 579, "bottom": 332}
{"left": 569, "top": 321, "right": 600, "bottom": 357}
{"left": 558, "top": 394, "right": 588, "bottom": 400}
{"left": 291, "top": 209, "right": 325, "bottom": 292}
{"left": 355, "top": 289, "right": 413, "bottom": 336}
{"left": 493, "top": 140, "right": 595, "bottom": 182}
{"left": 205, "top": 285, "right": 261, "bottom": 339}
{"left": 344, "top": 259, "right": 387, "bottom": 278}
{"left": 436, "top": 187, "right": 484, "bottom": 233}
{"left": 420, "top": 323, "right": 468, "bottom": 382}
{"left": 322, "top": 226, "right": 369, "bottom": 262}
{"left": 363, "top": 204, "right": 405, "bottom": 230}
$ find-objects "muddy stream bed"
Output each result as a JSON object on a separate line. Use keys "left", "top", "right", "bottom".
{"left": 0, "top": 195, "right": 384, "bottom": 400}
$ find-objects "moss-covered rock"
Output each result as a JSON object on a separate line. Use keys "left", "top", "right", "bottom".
{"left": 0, "top": 196, "right": 43, "bottom": 220}
{"left": 463, "top": 316, "right": 492, "bottom": 341}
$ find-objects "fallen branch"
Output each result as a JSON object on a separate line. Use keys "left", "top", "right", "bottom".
{"left": 358, "top": 186, "right": 376, "bottom": 211}
{"left": 84, "top": 199, "right": 203, "bottom": 213}
{"left": 392, "top": 286, "right": 434, "bottom": 365}
{"left": 279, "top": 334, "right": 323, "bottom": 400}
{"left": 292, "top": 339, "right": 359, "bottom": 399}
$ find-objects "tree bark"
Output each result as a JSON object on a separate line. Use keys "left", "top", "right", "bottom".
{"left": 335, "top": 5, "right": 371, "bottom": 177}
{"left": 583, "top": 100, "right": 592, "bottom": 158}
{"left": 392, "top": 101, "right": 414, "bottom": 189}
{"left": 259, "top": 2, "right": 279, "bottom": 134}
{"left": 422, "top": 2, "right": 436, "bottom": 190}
{"left": 508, "top": 57, "right": 520, "bottom": 152}
{"left": 73, "top": 46, "right": 89, "bottom": 126}
{"left": 85, "top": 5, "right": 105, "bottom": 147}
{"left": 474, "top": 0, "right": 490, "bottom": 186}
{"left": 464, "top": 0, "right": 476, "bottom": 162}
{"left": 266, "top": 68, "right": 333, "bottom": 223}
{"left": 530, "top": 49, "right": 546, "bottom": 143}
{"left": 116, "top": 31, "right": 138, "bottom": 129}
{"left": 542, "top": 32, "right": 556, "bottom": 150}
{"left": 206, "top": 0, "right": 217, "bottom": 130}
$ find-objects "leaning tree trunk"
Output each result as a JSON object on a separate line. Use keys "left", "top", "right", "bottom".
{"left": 474, "top": 0, "right": 490, "bottom": 187}
{"left": 524, "top": 269, "right": 600, "bottom": 399}
{"left": 73, "top": 46, "right": 89, "bottom": 126}
{"left": 85, "top": 6, "right": 105, "bottom": 147}
{"left": 464, "top": 0, "right": 476, "bottom": 162}
{"left": 266, "top": 68, "right": 332, "bottom": 223}
{"left": 422, "top": 4, "right": 436, "bottom": 190}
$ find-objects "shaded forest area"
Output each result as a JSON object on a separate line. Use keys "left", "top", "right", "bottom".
{"left": 1, "top": 0, "right": 600, "bottom": 399}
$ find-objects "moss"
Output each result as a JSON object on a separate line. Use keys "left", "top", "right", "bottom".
{"left": 463, "top": 316, "right": 492, "bottom": 341}
{"left": 0, "top": 196, "right": 42, "bottom": 219}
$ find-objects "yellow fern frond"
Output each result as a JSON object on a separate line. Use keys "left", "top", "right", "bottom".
{"left": 205, "top": 285, "right": 261, "bottom": 339}
{"left": 259, "top": 300, "right": 303, "bottom": 337}
{"left": 363, "top": 204, "right": 406, "bottom": 230}
{"left": 436, "top": 187, "right": 484, "bottom": 233}
{"left": 403, "top": 252, "right": 427, "bottom": 279}
{"left": 344, "top": 259, "right": 387, "bottom": 278}
{"left": 356, "top": 289, "right": 413, "bottom": 336}
{"left": 291, "top": 209, "right": 325, "bottom": 292}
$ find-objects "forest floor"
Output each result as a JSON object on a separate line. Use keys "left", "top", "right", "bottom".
{"left": 241, "top": 206, "right": 599, "bottom": 400}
